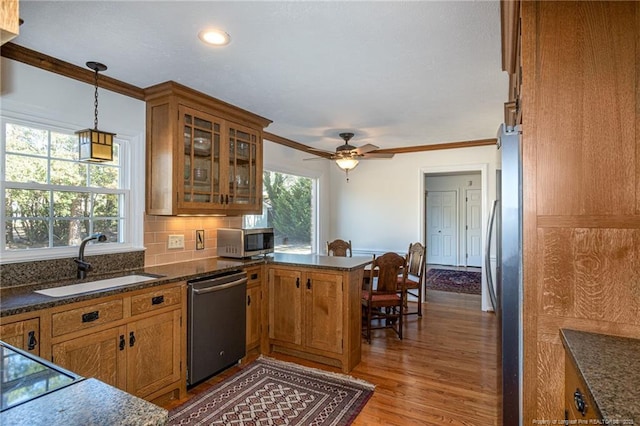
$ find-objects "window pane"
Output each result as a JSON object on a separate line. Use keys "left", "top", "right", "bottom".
{"left": 89, "top": 164, "right": 119, "bottom": 189}
{"left": 5, "top": 124, "right": 48, "bottom": 156}
{"left": 5, "top": 189, "right": 50, "bottom": 218}
{"left": 50, "top": 132, "right": 78, "bottom": 160}
{"left": 93, "top": 219, "right": 120, "bottom": 242}
{"left": 52, "top": 219, "right": 88, "bottom": 247}
{"left": 51, "top": 159, "right": 87, "bottom": 186}
{"left": 52, "top": 191, "right": 90, "bottom": 218}
{"left": 258, "top": 171, "right": 313, "bottom": 254}
{"left": 5, "top": 154, "right": 48, "bottom": 183}
{"left": 92, "top": 193, "right": 120, "bottom": 217}
{"left": 5, "top": 219, "right": 49, "bottom": 249}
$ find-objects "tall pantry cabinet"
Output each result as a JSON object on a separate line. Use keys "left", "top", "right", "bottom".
{"left": 503, "top": 1, "right": 640, "bottom": 422}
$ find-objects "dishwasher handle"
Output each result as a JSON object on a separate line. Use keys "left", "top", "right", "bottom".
{"left": 192, "top": 277, "right": 247, "bottom": 295}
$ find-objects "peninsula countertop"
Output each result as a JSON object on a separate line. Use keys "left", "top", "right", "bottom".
{"left": 0, "top": 254, "right": 372, "bottom": 317}
{"left": 561, "top": 328, "right": 640, "bottom": 422}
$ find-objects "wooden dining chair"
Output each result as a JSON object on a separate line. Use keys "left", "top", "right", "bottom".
{"left": 361, "top": 252, "right": 407, "bottom": 343}
{"left": 399, "top": 242, "right": 426, "bottom": 316}
{"left": 327, "top": 239, "right": 352, "bottom": 257}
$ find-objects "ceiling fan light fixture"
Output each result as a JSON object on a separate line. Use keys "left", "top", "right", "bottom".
{"left": 335, "top": 157, "right": 359, "bottom": 171}
{"left": 198, "top": 29, "right": 231, "bottom": 46}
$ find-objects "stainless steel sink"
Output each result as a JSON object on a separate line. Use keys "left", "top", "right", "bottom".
{"left": 35, "top": 274, "right": 161, "bottom": 298}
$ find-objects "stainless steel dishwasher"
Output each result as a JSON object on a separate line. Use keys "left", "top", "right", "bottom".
{"left": 187, "top": 270, "right": 247, "bottom": 386}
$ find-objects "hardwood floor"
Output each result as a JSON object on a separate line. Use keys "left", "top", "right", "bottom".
{"left": 162, "top": 290, "right": 499, "bottom": 425}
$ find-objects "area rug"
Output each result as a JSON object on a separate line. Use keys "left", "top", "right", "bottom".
{"left": 426, "top": 268, "right": 481, "bottom": 295}
{"left": 168, "top": 356, "right": 375, "bottom": 426}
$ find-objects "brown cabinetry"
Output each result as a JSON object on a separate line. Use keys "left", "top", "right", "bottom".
{"left": 565, "top": 353, "right": 601, "bottom": 422}
{"left": 267, "top": 265, "right": 360, "bottom": 372}
{"left": 0, "top": 0, "right": 19, "bottom": 45}
{"left": 0, "top": 317, "right": 40, "bottom": 355}
{"left": 245, "top": 266, "right": 263, "bottom": 352}
{"left": 47, "top": 281, "right": 186, "bottom": 402}
{"left": 145, "top": 81, "right": 271, "bottom": 216}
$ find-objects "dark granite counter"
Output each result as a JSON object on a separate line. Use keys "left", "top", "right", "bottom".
{"left": 268, "top": 253, "right": 372, "bottom": 271}
{"left": 561, "top": 328, "right": 640, "bottom": 422}
{"left": 1, "top": 378, "right": 167, "bottom": 425}
{"left": 1, "top": 254, "right": 371, "bottom": 317}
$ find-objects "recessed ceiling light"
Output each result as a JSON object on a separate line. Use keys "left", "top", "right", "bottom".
{"left": 198, "top": 29, "right": 231, "bottom": 46}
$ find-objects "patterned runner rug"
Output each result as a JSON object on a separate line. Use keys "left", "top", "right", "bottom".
{"left": 426, "top": 268, "right": 482, "bottom": 295}
{"left": 168, "top": 357, "right": 374, "bottom": 426}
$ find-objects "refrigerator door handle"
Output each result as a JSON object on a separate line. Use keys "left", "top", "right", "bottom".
{"left": 485, "top": 199, "right": 499, "bottom": 312}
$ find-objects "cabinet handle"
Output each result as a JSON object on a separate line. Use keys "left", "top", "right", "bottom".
{"left": 129, "top": 331, "right": 136, "bottom": 347}
{"left": 573, "top": 389, "right": 588, "bottom": 416}
{"left": 27, "top": 331, "right": 37, "bottom": 350}
{"left": 296, "top": 277, "right": 300, "bottom": 288}
{"left": 247, "top": 295, "right": 251, "bottom": 306}
{"left": 306, "top": 278, "right": 311, "bottom": 289}
{"left": 152, "top": 295, "right": 164, "bottom": 305}
{"left": 220, "top": 194, "right": 224, "bottom": 204}
{"left": 225, "top": 194, "right": 229, "bottom": 204}
{"left": 250, "top": 273, "right": 258, "bottom": 280}
{"left": 82, "top": 311, "right": 99, "bottom": 323}
{"left": 119, "top": 335, "right": 125, "bottom": 351}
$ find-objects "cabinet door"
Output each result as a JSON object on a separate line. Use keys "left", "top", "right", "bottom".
{"left": 52, "top": 326, "right": 126, "bottom": 390}
{"left": 246, "top": 284, "right": 261, "bottom": 351}
{"left": 304, "top": 271, "right": 343, "bottom": 354}
{"left": 126, "top": 309, "right": 182, "bottom": 398}
{"left": 226, "top": 122, "right": 262, "bottom": 213}
{"left": 268, "top": 268, "right": 302, "bottom": 346}
{"left": 180, "top": 106, "right": 225, "bottom": 209}
{"left": 0, "top": 318, "right": 40, "bottom": 356}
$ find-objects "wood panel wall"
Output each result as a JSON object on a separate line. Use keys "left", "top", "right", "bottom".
{"left": 521, "top": 1, "right": 640, "bottom": 422}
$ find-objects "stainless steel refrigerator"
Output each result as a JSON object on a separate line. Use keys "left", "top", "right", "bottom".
{"left": 486, "top": 124, "right": 523, "bottom": 425}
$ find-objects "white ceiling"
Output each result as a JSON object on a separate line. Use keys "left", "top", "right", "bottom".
{"left": 14, "top": 0, "right": 507, "bottom": 152}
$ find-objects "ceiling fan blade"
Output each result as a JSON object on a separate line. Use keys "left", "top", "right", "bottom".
{"left": 353, "top": 143, "right": 379, "bottom": 155}
{"left": 361, "top": 152, "right": 395, "bottom": 159}
{"left": 303, "top": 157, "right": 329, "bottom": 161}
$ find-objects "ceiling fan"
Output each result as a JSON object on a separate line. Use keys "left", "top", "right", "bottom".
{"left": 305, "top": 132, "right": 394, "bottom": 181}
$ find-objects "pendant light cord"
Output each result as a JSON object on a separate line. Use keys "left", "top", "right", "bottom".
{"left": 93, "top": 69, "right": 99, "bottom": 130}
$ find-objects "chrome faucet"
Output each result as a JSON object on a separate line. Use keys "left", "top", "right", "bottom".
{"left": 75, "top": 233, "right": 107, "bottom": 279}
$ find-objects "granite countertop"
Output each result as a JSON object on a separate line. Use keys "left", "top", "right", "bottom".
{"left": 0, "top": 254, "right": 371, "bottom": 317}
{"left": 0, "top": 378, "right": 167, "bottom": 425}
{"left": 561, "top": 328, "right": 640, "bottom": 422}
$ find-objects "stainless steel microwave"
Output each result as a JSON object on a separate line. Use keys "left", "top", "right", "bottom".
{"left": 216, "top": 228, "right": 274, "bottom": 258}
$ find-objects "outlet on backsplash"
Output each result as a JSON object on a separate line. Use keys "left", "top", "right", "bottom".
{"left": 168, "top": 234, "right": 185, "bottom": 249}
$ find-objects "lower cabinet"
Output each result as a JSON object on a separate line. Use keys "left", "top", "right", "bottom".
{"left": 267, "top": 265, "right": 357, "bottom": 372}
{"left": 48, "top": 281, "right": 186, "bottom": 402}
{"left": 565, "top": 353, "right": 601, "bottom": 421}
{"left": 0, "top": 317, "right": 40, "bottom": 356}
{"left": 246, "top": 266, "right": 262, "bottom": 353}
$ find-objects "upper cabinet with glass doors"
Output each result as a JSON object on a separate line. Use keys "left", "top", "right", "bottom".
{"left": 145, "top": 82, "right": 271, "bottom": 216}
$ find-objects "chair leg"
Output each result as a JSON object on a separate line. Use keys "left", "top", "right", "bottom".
{"left": 417, "top": 282, "right": 423, "bottom": 317}
{"left": 399, "top": 303, "right": 403, "bottom": 340}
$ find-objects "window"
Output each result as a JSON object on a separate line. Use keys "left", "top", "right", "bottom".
{"left": 1, "top": 121, "right": 128, "bottom": 255}
{"left": 244, "top": 170, "right": 317, "bottom": 254}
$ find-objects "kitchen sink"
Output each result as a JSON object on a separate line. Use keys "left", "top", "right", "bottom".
{"left": 34, "top": 274, "right": 162, "bottom": 298}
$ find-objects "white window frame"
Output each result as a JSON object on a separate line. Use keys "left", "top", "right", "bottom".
{"left": 0, "top": 111, "right": 145, "bottom": 264}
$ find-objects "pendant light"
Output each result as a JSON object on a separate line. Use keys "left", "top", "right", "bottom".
{"left": 76, "top": 61, "right": 115, "bottom": 162}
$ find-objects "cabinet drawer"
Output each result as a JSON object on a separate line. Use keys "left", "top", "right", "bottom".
{"left": 52, "top": 300, "right": 123, "bottom": 337}
{"left": 131, "top": 286, "right": 182, "bottom": 316}
{"left": 246, "top": 267, "right": 262, "bottom": 287}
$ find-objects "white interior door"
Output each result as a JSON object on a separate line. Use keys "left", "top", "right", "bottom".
{"left": 426, "top": 190, "right": 457, "bottom": 265}
{"left": 465, "top": 189, "right": 482, "bottom": 267}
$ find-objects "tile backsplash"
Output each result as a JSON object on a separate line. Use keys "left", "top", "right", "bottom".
{"left": 144, "top": 215, "right": 242, "bottom": 266}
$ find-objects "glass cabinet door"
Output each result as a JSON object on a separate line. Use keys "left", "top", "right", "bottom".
{"left": 181, "top": 107, "right": 222, "bottom": 207}
{"left": 227, "top": 124, "right": 260, "bottom": 209}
